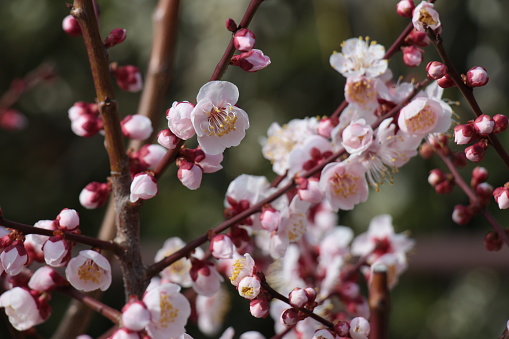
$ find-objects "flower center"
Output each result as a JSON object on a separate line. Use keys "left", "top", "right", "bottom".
{"left": 330, "top": 171, "right": 360, "bottom": 198}
{"left": 406, "top": 106, "right": 437, "bottom": 133}
{"left": 419, "top": 10, "right": 438, "bottom": 27}
{"left": 203, "top": 105, "right": 237, "bottom": 137}
{"left": 159, "top": 293, "right": 179, "bottom": 328}
{"left": 77, "top": 259, "right": 102, "bottom": 283}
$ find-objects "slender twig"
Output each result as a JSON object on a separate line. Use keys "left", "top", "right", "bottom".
{"left": 426, "top": 28, "right": 509, "bottom": 168}
{"left": 436, "top": 149, "right": 509, "bottom": 248}
{"left": 0, "top": 216, "right": 118, "bottom": 252}
{"left": 368, "top": 266, "right": 390, "bottom": 339}
{"left": 71, "top": 0, "right": 145, "bottom": 298}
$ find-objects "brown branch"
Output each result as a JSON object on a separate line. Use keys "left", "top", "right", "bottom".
{"left": 368, "top": 266, "right": 390, "bottom": 339}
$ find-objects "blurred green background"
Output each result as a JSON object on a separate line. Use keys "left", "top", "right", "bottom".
{"left": 1, "top": 0, "right": 509, "bottom": 337}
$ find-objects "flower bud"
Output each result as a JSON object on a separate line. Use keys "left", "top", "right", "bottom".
{"left": 121, "top": 297, "right": 151, "bottom": 331}
{"left": 210, "top": 234, "right": 235, "bottom": 259}
{"left": 484, "top": 231, "right": 503, "bottom": 252}
{"left": 454, "top": 123, "right": 477, "bottom": 145}
{"left": 250, "top": 298, "right": 270, "bottom": 318}
{"left": 234, "top": 29, "right": 256, "bottom": 52}
{"left": 129, "top": 172, "right": 158, "bottom": 203}
{"left": 318, "top": 117, "right": 337, "bottom": 138}
{"left": 434, "top": 178, "right": 455, "bottom": 194}
{"left": 42, "top": 236, "right": 72, "bottom": 267}
{"left": 138, "top": 144, "right": 167, "bottom": 170}
{"left": 28, "top": 266, "right": 66, "bottom": 292}
{"left": 437, "top": 74, "right": 456, "bottom": 88}
{"left": 121, "top": 114, "right": 153, "bottom": 140}
{"left": 230, "top": 49, "right": 271, "bottom": 72}
{"left": 402, "top": 46, "right": 423, "bottom": 67}
{"left": 428, "top": 168, "right": 446, "bottom": 187}
{"left": 396, "top": 0, "right": 415, "bottom": 18}
{"left": 465, "top": 140, "right": 487, "bottom": 163}
{"left": 493, "top": 185, "right": 509, "bottom": 209}
{"left": 466, "top": 66, "right": 489, "bottom": 87}
{"left": 419, "top": 142, "right": 435, "bottom": 159}
{"left": 190, "top": 260, "right": 223, "bottom": 296}
{"left": 0, "top": 109, "right": 28, "bottom": 131}
{"left": 1, "top": 240, "right": 28, "bottom": 276}
{"left": 260, "top": 205, "right": 281, "bottom": 232}
{"left": 104, "top": 28, "right": 127, "bottom": 48}
{"left": 157, "top": 129, "right": 180, "bottom": 149}
{"left": 350, "top": 317, "right": 370, "bottom": 339}
{"left": 79, "top": 182, "right": 111, "bottom": 209}
{"left": 452, "top": 204, "right": 473, "bottom": 225}
{"left": 167, "top": 101, "right": 196, "bottom": 140}
{"left": 280, "top": 308, "right": 299, "bottom": 327}
{"left": 473, "top": 114, "right": 495, "bottom": 136}
{"left": 471, "top": 166, "right": 488, "bottom": 188}
{"left": 112, "top": 65, "right": 143, "bottom": 92}
{"left": 237, "top": 275, "right": 261, "bottom": 300}
{"left": 493, "top": 114, "right": 508, "bottom": 134}
{"left": 177, "top": 161, "right": 203, "bottom": 190}
{"left": 297, "top": 177, "right": 324, "bottom": 204}
{"left": 71, "top": 113, "right": 103, "bottom": 137}
{"left": 426, "top": 61, "right": 447, "bottom": 80}
{"left": 476, "top": 182, "right": 493, "bottom": 207}
{"left": 62, "top": 15, "right": 81, "bottom": 37}
{"left": 335, "top": 321, "right": 350, "bottom": 337}
{"left": 56, "top": 208, "right": 80, "bottom": 231}
{"left": 225, "top": 18, "right": 237, "bottom": 32}
{"left": 288, "top": 288, "right": 309, "bottom": 308}
{"left": 452, "top": 151, "right": 468, "bottom": 168}
{"left": 404, "top": 29, "right": 429, "bottom": 47}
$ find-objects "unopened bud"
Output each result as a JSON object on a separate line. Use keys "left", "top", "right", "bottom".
{"left": 404, "top": 29, "right": 429, "bottom": 47}
{"left": 493, "top": 185, "right": 509, "bottom": 209}
{"left": 157, "top": 129, "right": 180, "bottom": 149}
{"left": 473, "top": 114, "right": 495, "bottom": 136}
{"left": 484, "top": 231, "right": 503, "bottom": 252}
{"left": 452, "top": 204, "right": 473, "bottom": 225}
{"left": 471, "top": 166, "right": 488, "bottom": 188}
{"left": 335, "top": 321, "right": 350, "bottom": 337}
{"left": 129, "top": 172, "right": 158, "bottom": 203}
{"left": 419, "top": 142, "right": 435, "bottom": 159}
{"left": 250, "top": 298, "right": 270, "bottom": 318}
{"left": 396, "top": 0, "right": 415, "bottom": 18}
{"left": 466, "top": 66, "right": 489, "bottom": 87}
{"left": 493, "top": 114, "right": 508, "bottom": 134}
{"left": 233, "top": 28, "right": 256, "bottom": 52}
{"left": 0, "top": 109, "right": 28, "bottom": 131}
{"left": 454, "top": 123, "right": 477, "bottom": 145}
{"left": 281, "top": 308, "right": 299, "bottom": 327}
{"left": 225, "top": 18, "right": 237, "bottom": 32}
{"left": 112, "top": 64, "right": 143, "bottom": 92}
{"left": 79, "top": 182, "right": 111, "bottom": 209}
{"left": 230, "top": 49, "right": 271, "bottom": 72}
{"left": 402, "top": 46, "right": 423, "bottom": 67}
{"left": 426, "top": 61, "right": 447, "bottom": 80}
{"left": 465, "top": 140, "right": 488, "bottom": 163}
{"left": 437, "top": 74, "right": 456, "bottom": 88}
{"left": 62, "top": 15, "right": 81, "bottom": 37}
{"left": 428, "top": 169, "right": 446, "bottom": 187}
{"left": 104, "top": 28, "right": 127, "bottom": 48}
{"left": 121, "top": 114, "right": 153, "bottom": 140}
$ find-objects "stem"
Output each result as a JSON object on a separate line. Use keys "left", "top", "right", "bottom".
{"left": 368, "top": 266, "right": 390, "bottom": 339}
{"left": 210, "top": 0, "right": 265, "bottom": 81}
{"left": 436, "top": 149, "right": 509, "bottom": 248}
{"left": 0, "top": 216, "right": 117, "bottom": 252}
{"left": 71, "top": 0, "right": 145, "bottom": 298}
{"left": 426, "top": 28, "right": 509, "bottom": 168}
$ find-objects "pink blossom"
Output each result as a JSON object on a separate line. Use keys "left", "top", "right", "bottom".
{"left": 113, "top": 65, "right": 143, "bottom": 92}
{"left": 104, "top": 28, "right": 127, "bottom": 48}
{"left": 42, "top": 235, "right": 72, "bottom": 267}
{"left": 412, "top": 1, "right": 441, "bottom": 32}
{"left": 288, "top": 135, "right": 333, "bottom": 178}
{"left": 143, "top": 282, "right": 191, "bottom": 339}
{"left": 0, "top": 240, "right": 28, "bottom": 276}
{"left": 319, "top": 160, "right": 369, "bottom": 211}
{"left": 157, "top": 129, "right": 181, "bottom": 149}
{"left": 454, "top": 123, "right": 476, "bottom": 145}
{"left": 402, "top": 46, "right": 423, "bottom": 67}
{"left": 71, "top": 113, "right": 103, "bottom": 137}
{"left": 56, "top": 208, "right": 80, "bottom": 231}
{"left": 190, "top": 261, "right": 224, "bottom": 296}
{"left": 139, "top": 144, "right": 167, "bottom": 169}
{"left": 330, "top": 37, "right": 388, "bottom": 78}
{"left": 342, "top": 119, "right": 374, "bottom": 155}
{"left": 237, "top": 275, "right": 261, "bottom": 300}
{"left": 234, "top": 28, "right": 256, "bottom": 52}
{"left": 466, "top": 66, "right": 489, "bottom": 87}
{"left": 167, "top": 101, "right": 196, "bottom": 140}
{"left": 28, "top": 266, "right": 64, "bottom": 292}
{"left": 398, "top": 97, "right": 452, "bottom": 135}
{"left": 250, "top": 298, "right": 270, "bottom": 318}
{"left": 494, "top": 186, "right": 509, "bottom": 209}
{"left": 465, "top": 141, "right": 487, "bottom": 163}
{"left": 230, "top": 49, "right": 271, "bottom": 72}
{"left": 473, "top": 114, "right": 495, "bottom": 135}
{"left": 350, "top": 317, "right": 370, "bottom": 339}
{"left": 210, "top": 234, "right": 235, "bottom": 259}
{"left": 79, "top": 182, "right": 111, "bottom": 209}
{"left": 312, "top": 329, "right": 339, "bottom": 339}
{"left": 177, "top": 161, "right": 203, "bottom": 190}
{"left": 260, "top": 206, "right": 281, "bottom": 232}
{"left": 130, "top": 172, "right": 158, "bottom": 203}
{"left": 62, "top": 15, "right": 81, "bottom": 37}
{"left": 344, "top": 76, "right": 381, "bottom": 108}
{"left": 122, "top": 298, "right": 151, "bottom": 332}
{"left": 25, "top": 220, "right": 56, "bottom": 263}
{"left": 191, "top": 81, "right": 249, "bottom": 155}
{"left": 288, "top": 288, "right": 309, "bottom": 308}
{"left": 493, "top": 114, "right": 508, "bottom": 133}
{"left": 297, "top": 177, "right": 324, "bottom": 204}
{"left": 396, "top": 0, "right": 415, "bottom": 18}
{"left": 426, "top": 61, "right": 447, "bottom": 80}
{"left": 65, "top": 250, "right": 112, "bottom": 292}
{"left": 196, "top": 150, "right": 223, "bottom": 173}
{"left": 229, "top": 253, "right": 256, "bottom": 286}
{"left": 0, "top": 287, "right": 47, "bottom": 331}
{"left": 121, "top": 114, "right": 153, "bottom": 140}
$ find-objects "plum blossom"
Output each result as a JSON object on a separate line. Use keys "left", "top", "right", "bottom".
{"left": 43, "top": 235, "right": 72, "bottom": 267}
{"left": 191, "top": 81, "right": 249, "bottom": 155}
{"left": 0, "top": 287, "right": 47, "bottom": 331}
{"left": 230, "top": 49, "right": 271, "bottom": 72}
{"left": 412, "top": 1, "right": 441, "bottom": 32}
{"left": 229, "top": 253, "right": 256, "bottom": 286}
{"left": 237, "top": 275, "right": 261, "bottom": 300}
{"left": 130, "top": 172, "right": 158, "bottom": 203}
{"left": 167, "top": 101, "right": 196, "bottom": 140}
{"left": 0, "top": 240, "right": 28, "bottom": 276}
{"left": 319, "top": 160, "right": 369, "bottom": 211}
{"left": 350, "top": 317, "right": 370, "bottom": 339}
{"left": 341, "top": 119, "right": 374, "bottom": 155}
{"left": 190, "top": 260, "right": 224, "bottom": 296}
{"left": 121, "top": 298, "right": 151, "bottom": 332}
{"left": 79, "top": 181, "right": 111, "bottom": 209}
{"left": 398, "top": 96, "right": 452, "bottom": 136}
{"left": 233, "top": 28, "right": 256, "bottom": 52}
{"left": 143, "top": 282, "right": 191, "bottom": 339}
{"left": 65, "top": 250, "right": 112, "bottom": 292}
{"left": 330, "top": 37, "right": 388, "bottom": 78}
{"left": 121, "top": 114, "right": 153, "bottom": 140}
{"left": 56, "top": 208, "right": 80, "bottom": 231}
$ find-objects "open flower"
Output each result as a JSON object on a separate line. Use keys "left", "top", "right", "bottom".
{"left": 65, "top": 250, "right": 112, "bottom": 292}
{"left": 330, "top": 37, "right": 388, "bottom": 78}
{"left": 0, "top": 287, "right": 47, "bottom": 331}
{"left": 191, "top": 81, "right": 249, "bottom": 155}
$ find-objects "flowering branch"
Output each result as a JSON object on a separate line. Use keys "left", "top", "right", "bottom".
{"left": 368, "top": 266, "right": 390, "bottom": 339}
{"left": 425, "top": 27, "right": 509, "bottom": 168}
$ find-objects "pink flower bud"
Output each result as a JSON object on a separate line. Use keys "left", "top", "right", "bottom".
{"left": 0, "top": 109, "right": 28, "bottom": 131}
{"left": 426, "top": 61, "right": 447, "bottom": 80}
{"left": 471, "top": 166, "right": 488, "bottom": 188}
{"left": 484, "top": 231, "right": 503, "bottom": 252}
{"left": 1, "top": 241, "right": 28, "bottom": 276}
{"left": 71, "top": 113, "right": 103, "bottom": 137}
{"left": 473, "top": 114, "right": 495, "bottom": 135}
{"left": 428, "top": 168, "right": 446, "bottom": 187}
{"left": 419, "top": 142, "right": 435, "bottom": 159}
{"left": 476, "top": 182, "right": 493, "bottom": 207}
{"left": 56, "top": 208, "right": 80, "bottom": 231}
{"left": 177, "top": 161, "right": 203, "bottom": 190}
{"left": 493, "top": 114, "right": 508, "bottom": 134}
{"left": 437, "top": 74, "right": 456, "bottom": 88}
{"left": 225, "top": 18, "right": 237, "bottom": 32}
{"left": 234, "top": 28, "right": 256, "bottom": 52}
{"left": 237, "top": 275, "right": 261, "bottom": 300}
{"left": 297, "top": 177, "right": 324, "bottom": 204}
{"left": 139, "top": 144, "right": 167, "bottom": 170}
{"left": 109, "top": 328, "right": 142, "bottom": 339}
{"left": 435, "top": 179, "right": 455, "bottom": 194}
{"left": 104, "top": 28, "right": 127, "bottom": 48}
{"left": 318, "top": 117, "right": 337, "bottom": 138}
{"left": 260, "top": 206, "right": 281, "bottom": 232}
{"left": 112, "top": 65, "right": 143, "bottom": 92}
{"left": 405, "top": 29, "right": 429, "bottom": 47}
{"left": 312, "top": 329, "right": 338, "bottom": 339}
{"left": 465, "top": 140, "right": 487, "bottom": 163}
{"left": 452, "top": 151, "right": 468, "bottom": 168}
{"left": 396, "top": 0, "right": 415, "bottom": 18}
{"left": 195, "top": 149, "right": 223, "bottom": 173}
{"left": 28, "top": 266, "right": 65, "bottom": 292}
{"left": 493, "top": 185, "right": 509, "bottom": 209}
{"left": 402, "top": 46, "right": 422, "bottom": 67}
{"left": 121, "top": 298, "right": 151, "bottom": 331}
{"left": 42, "top": 236, "right": 72, "bottom": 267}
{"left": 62, "top": 15, "right": 81, "bottom": 37}
{"left": 334, "top": 321, "right": 350, "bottom": 337}
{"left": 79, "top": 182, "right": 111, "bottom": 209}
{"left": 210, "top": 234, "right": 235, "bottom": 259}
{"left": 166, "top": 101, "right": 196, "bottom": 140}
{"left": 288, "top": 288, "right": 308, "bottom": 308}
{"left": 121, "top": 114, "right": 153, "bottom": 140}
{"left": 190, "top": 260, "right": 223, "bottom": 296}
{"left": 454, "top": 123, "right": 477, "bottom": 145}
{"left": 157, "top": 129, "right": 180, "bottom": 149}
{"left": 350, "top": 317, "right": 370, "bottom": 339}
{"left": 230, "top": 49, "right": 271, "bottom": 72}
{"left": 130, "top": 172, "right": 158, "bottom": 203}
{"left": 281, "top": 308, "right": 299, "bottom": 327}
{"left": 250, "top": 298, "right": 269, "bottom": 318}
{"left": 452, "top": 204, "right": 473, "bottom": 225}
{"left": 466, "top": 66, "right": 489, "bottom": 87}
